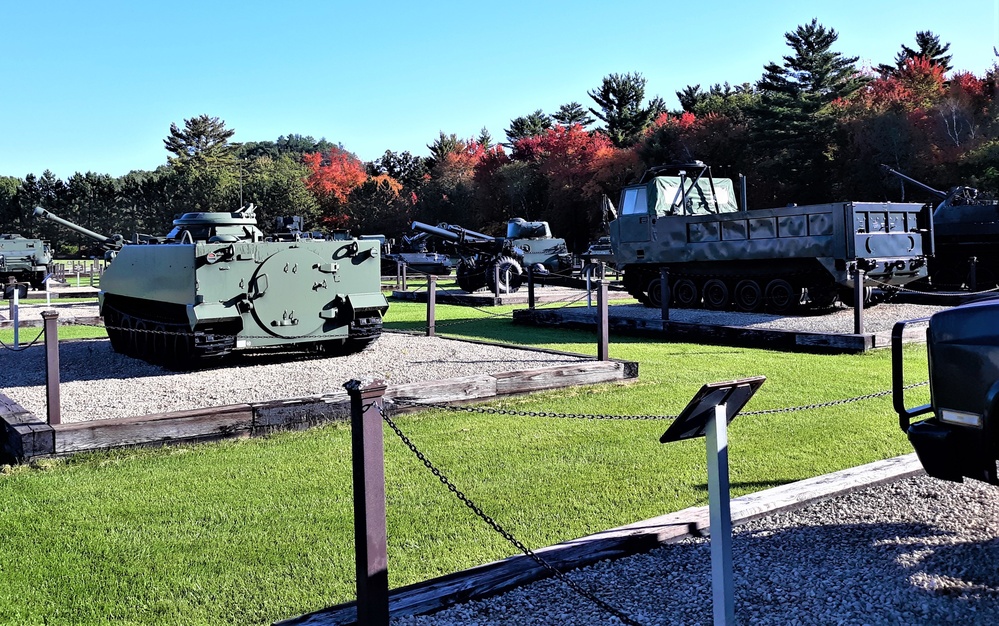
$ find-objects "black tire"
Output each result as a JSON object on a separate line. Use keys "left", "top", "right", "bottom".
{"left": 672, "top": 278, "right": 699, "bottom": 308}
{"left": 733, "top": 279, "right": 763, "bottom": 312}
{"left": 702, "top": 279, "right": 730, "bottom": 310}
{"left": 486, "top": 256, "right": 524, "bottom": 293}
{"left": 456, "top": 260, "right": 485, "bottom": 292}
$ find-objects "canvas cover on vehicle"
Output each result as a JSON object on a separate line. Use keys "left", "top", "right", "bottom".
{"left": 647, "top": 176, "right": 740, "bottom": 216}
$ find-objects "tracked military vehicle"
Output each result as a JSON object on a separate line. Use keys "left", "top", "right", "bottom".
{"left": 34, "top": 205, "right": 387, "bottom": 367}
{"left": 610, "top": 162, "right": 933, "bottom": 313}
{"left": 882, "top": 165, "right": 999, "bottom": 290}
{"left": 504, "top": 218, "right": 573, "bottom": 276}
{"left": 0, "top": 233, "right": 52, "bottom": 289}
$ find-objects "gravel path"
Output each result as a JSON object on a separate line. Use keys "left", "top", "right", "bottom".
{"left": 393, "top": 473, "right": 999, "bottom": 626}
{"left": 0, "top": 332, "right": 587, "bottom": 423}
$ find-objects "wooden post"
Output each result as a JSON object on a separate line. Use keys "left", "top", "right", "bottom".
{"left": 345, "top": 379, "right": 390, "bottom": 626}
{"left": 395, "top": 261, "right": 402, "bottom": 289}
{"left": 426, "top": 275, "right": 436, "bottom": 337}
{"left": 660, "top": 267, "right": 670, "bottom": 322}
{"left": 597, "top": 278, "right": 609, "bottom": 361}
{"left": 42, "top": 310, "right": 61, "bottom": 425}
{"left": 853, "top": 266, "right": 865, "bottom": 335}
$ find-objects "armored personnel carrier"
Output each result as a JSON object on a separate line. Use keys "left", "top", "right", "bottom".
{"left": 611, "top": 162, "right": 933, "bottom": 313}
{"left": 34, "top": 205, "right": 387, "bottom": 367}
{"left": 0, "top": 233, "right": 52, "bottom": 289}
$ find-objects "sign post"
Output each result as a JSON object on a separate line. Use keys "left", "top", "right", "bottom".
{"left": 660, "top": 376, "right": 766, "bottom": 626}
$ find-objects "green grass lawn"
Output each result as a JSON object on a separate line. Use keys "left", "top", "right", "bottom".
{"left": 0, "top": 299, "right": 932, "bottom": 625}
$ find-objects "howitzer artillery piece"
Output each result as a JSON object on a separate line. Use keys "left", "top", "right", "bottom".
{"left": 881, "top": 164, "right": 999, "bottom": 289}
{"left": 409, "top": 221, "right": 527, "bottom": 293}
{"left": 34, "top": 205, "right": 387, "bottom": 368}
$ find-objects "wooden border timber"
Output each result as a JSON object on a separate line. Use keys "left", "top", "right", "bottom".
{"left": 0, "top": 359, "right": 637, "bottom": 464}
{"left": 274, "top": 454, "right": 925, "bottom": 626}
{"left": 513, "top": 308, "right": 890, "bottom": 354}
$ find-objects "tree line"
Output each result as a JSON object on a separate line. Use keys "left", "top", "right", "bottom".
{"left": 2, "top": 20, "right": 997, "bottom": 256}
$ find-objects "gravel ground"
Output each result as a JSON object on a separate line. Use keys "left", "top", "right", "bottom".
{"left": 1, "top": 298, "right": 951, "bottom": 423}
{"left": 394, "top": 473, "right": 999, "bottom": 626}
{"left": 0, "top": 332, "right": 588, "bottom": 423}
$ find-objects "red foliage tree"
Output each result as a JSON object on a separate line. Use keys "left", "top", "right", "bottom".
{"left": 303, "top": 147, "right": 367, "bottom": 203}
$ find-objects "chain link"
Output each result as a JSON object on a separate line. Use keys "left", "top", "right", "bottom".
{"left": 867, "top": 276, "right": 999, "bottom": 297}
{"left": 0, "top": 327, "right": 45, "bottom": 352}
{"left": 379, "top": 404, "right": 643, "bottom": 626}
{"left": 394, "top": 381, "right": 929, "bottom": 421}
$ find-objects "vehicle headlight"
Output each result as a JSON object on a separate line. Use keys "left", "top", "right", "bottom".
{"left": 939, "top": 408, "right": 983, "bottom": 428}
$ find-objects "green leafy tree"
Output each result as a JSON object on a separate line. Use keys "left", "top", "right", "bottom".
{"left": 587, "top": 72, "right": 657, "bottom": 147}
{"left": 505, "top": 110, "right": 553, "bottom": 143}
{"left": 750, "top": 19, "right": 866, "bottom": 204}
{"left": 369, "top": 150, "right": 428, "bottom": 191}
{"left": 0, "top": 176, "right": 22, "bottom": 234}
{"left": 240, "top": 154, "right": 320, "bottom": 229}
{"left": 163, "top": 116, "right": 241, "bottom": 212}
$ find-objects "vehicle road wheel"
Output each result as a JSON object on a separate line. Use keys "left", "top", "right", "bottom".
{"left": 765, "top": 279, "right": 799, "bottom": 314}
{"left": 646, "top": 277, "right": 665, "bottom": 308}
{"left": 733, "top": 279, "right": 763, "bottom": 312}
{"left": 702, "top": 279, "right": 730, "bottom": 310}
{"left": 672, "top": 278, "right": 699, "bottom": 308}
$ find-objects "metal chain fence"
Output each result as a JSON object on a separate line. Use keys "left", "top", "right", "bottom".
{"left": 380, "top": 379, "right": 931, "bottom": 624}
{"left": 378, "top": 403, "right": 644, "bottom": 626}
{"left": 393, "top": 380, "right": 929, "bottom": 421}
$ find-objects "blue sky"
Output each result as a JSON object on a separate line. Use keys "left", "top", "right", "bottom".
{"left": 2, "top": 0, "right": 997, "bottom": 180}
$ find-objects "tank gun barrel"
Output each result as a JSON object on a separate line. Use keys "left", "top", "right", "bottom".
{"left": 880, "top": 164, "right": 948, "bottom": 201}
{"left": 33, "top": 206, "right": 124, "bottom": 249}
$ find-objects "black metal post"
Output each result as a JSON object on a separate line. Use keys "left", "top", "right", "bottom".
{"left": 969, "top": 256, "right": 978, "bottom": 292}
{"left": 345, "top": 379, "right": 390, "bottom": 626}
{"left": 527, "top": 266, "right": 535, "bottom": 309}
{"left": 597, "top": 278, "right": 609, "bottom": 361}
{"left": 395, "top": 261, "right": 402, "bottom": 289}
{"left": 42, "top": 310, "right": 61, "bottom": 425}
{"left": 853, "top": 266, "right": 865, "bottom": 335}
{"left": 401, "top": 263, "right": 407, "bottom": 292}
{"left": 427, "top": 275, "right": 436, "bottom": 337}
{"left": 660, "top": 267, "right": 670, "bottom": 322}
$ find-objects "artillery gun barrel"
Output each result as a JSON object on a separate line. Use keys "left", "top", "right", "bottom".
{"left": 33, "top": 206, "right": 121, "bottom": 249}
{"left": 880, "top": 164, "right": 948, "bottom": 201}
{"left": 410, "top": 221, "right": 496, "bottom": 244}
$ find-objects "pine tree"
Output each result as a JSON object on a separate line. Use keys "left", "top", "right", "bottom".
{"left": 587, "top": 72, "right": 656, "bottom": 147}
{"left": 750, "top": 19, "right": 866, "bottom": 204}
{"left": 878, "top": 31, "right": 953, "bottom": 76}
